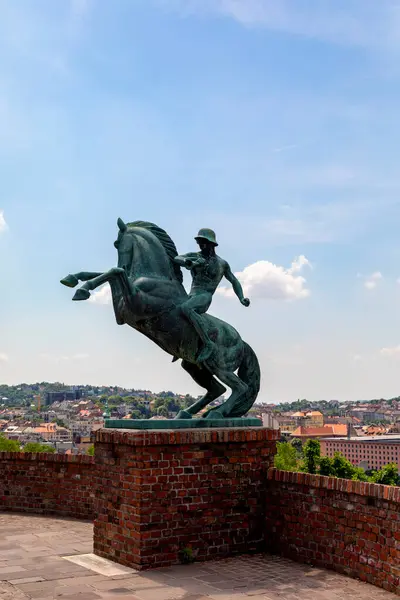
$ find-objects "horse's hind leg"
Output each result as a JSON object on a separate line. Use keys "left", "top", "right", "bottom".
{"left": 175, "top": 361, "right": 226, "bottom": 419}
{"left": 203, "top": 368, "right": 248, "bottom": 419}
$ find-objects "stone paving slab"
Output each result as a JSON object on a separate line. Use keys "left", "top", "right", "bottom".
{"left": 0, "top": 514, "right": 397, "bottom": 600}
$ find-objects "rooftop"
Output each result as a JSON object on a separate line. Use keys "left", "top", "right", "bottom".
{"left": 325, "top": 435, "right": 400, "bottom": 443}
{"left": 291, "top": 424, "right": 348, "bottom": 437}
{"left": 0, "top": 514, "right": 396, "bottom": 600}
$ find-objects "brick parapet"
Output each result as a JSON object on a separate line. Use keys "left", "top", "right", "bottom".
{"left": 0, "top": 452, "right": 95, "bottom": 519}
{"left": 265, "top": 468, "right": 400, "bottom": 595}
{"left": 2, "top": 440, "right": 399, "bottom": 596}
{"left": 0, "top": 451, "right": 94, "bottom": 464}
{"left": 268, "top": 468, "right": 400, "bottom": 502}
{"left": 93, "top": 427, "right": 277, "bottom": 569}
{"left": 95, "top": 426, "right": 279, "bottom": 447}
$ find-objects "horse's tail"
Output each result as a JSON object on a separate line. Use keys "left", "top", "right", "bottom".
{"left": 229, "top": 342, "right": 261, "bottom": 418}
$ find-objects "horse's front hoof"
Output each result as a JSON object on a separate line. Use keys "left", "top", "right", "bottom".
{"left": 204, "top": 409, "right": 225, "bottom": 420}
{"left": 175, "top": 410, "right": 192, "bottom": 419}
{"left": 60, "top": 274, "right": 79, "bottom": 288}
{"left": 72, "top": 288, "right": 91, "bottom": 301}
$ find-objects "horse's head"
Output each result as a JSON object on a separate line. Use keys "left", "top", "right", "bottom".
{"left": 114, "top": 218, "right": 133, "bottom": 271}
{"left": 113, "top": 218, "right": 184, "bottom": 287}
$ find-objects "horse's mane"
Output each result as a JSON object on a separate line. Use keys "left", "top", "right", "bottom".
{"left": 127, "top": 221, "right": 183, "bottom": 284}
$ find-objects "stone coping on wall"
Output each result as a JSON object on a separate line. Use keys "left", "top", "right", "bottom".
{"left": 0, "top": 451, "right": 94, "bottom": 463}
{"left": 268, "top": 467, "right": 400, "bottom": 502}
{"left": 95, "top": 426, "right": 279, "bottom": 446}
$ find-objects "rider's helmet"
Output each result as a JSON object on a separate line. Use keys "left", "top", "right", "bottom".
{"left": 195, "top": 228, "right": 218, "bottom": 246}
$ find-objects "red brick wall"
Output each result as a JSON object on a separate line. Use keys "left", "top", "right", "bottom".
{"left": 266, "top": 469, "right": 400, "bottom": 595}
{"left": 93, "top": 427, "right": 278, "bottom": 569}
{"left": 0, "top": 452, "right": 95, "bottom": 520}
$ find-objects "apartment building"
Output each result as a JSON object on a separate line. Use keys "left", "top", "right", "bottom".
{"left": 320, "top": 435, "right": 400, "bottom": 470}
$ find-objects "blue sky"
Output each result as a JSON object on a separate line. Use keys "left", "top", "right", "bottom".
{"left": 2, "top": 0, "right": 400, "bottom": 402}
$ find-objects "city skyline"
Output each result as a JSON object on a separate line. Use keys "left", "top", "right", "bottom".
{"left": 2, "top": 1, "right": 400, "bottom": 401}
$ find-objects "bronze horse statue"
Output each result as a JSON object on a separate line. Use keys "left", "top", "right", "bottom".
{"left": 60, "top": 220, "right": 260, "bottom": 419}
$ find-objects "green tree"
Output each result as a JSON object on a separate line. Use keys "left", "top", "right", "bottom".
{"left": 331, "top": 452, "right": 358, "bottom": 479}
{"left": 319, "top": 456, "right": 335, "bottom": 476}
{"left": 351, "top": 466, "right": 369, "bottom": 482}
{"left": 130, "top": 409, "right": 142, "bottom": 419}
{"left": 371, "top": 463, "right": 399, "bottom": 486}
{"left": 302, "top": 439, "right": 320, "bottom": 474}
{"left": 0, "top": 434, "right": 21, "bottom": 452}
{"left": 154, "top": 397, "right": 166, "bottom": 410}
{"left": 156, "top": 406, "right": 169, "bottom": 417}
{"left": 274, "top": 441, "right": 299, "bottom": 471}
{"left": 167, "top": 398, "right": 181, "bottom": 412}
{"left": 108, "top": 395, "right": 123, "bottom": 405}
{"left": 23, "top": 442, "right": 55, "bottom": 453}
{"left": 319, "top": 452, "right": 368, "bottom": 481}
{"left": 290, "top": 438, "right": 303, "bottom": 456}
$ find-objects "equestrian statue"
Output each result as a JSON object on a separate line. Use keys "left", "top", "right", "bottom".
{"left": 60, "top": 220, "right": 260, "bottom": 420}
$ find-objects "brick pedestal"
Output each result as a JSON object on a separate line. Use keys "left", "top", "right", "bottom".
{"left": 93, "top": 427, "right": 278, "bottom": 569}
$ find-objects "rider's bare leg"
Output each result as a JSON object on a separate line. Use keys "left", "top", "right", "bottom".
{"left": 180, "top": 293, "right": 213, "bottom": 363}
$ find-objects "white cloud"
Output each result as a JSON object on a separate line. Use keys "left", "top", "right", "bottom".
{"left": 218, "top": 255, "right": 311, "bottom": 301}
{"left": 380, "top": 345, "right": 400, "bottom": 358}
{"left": 88, "top": 260, "right": 311, "bottom": 304}
{"left": 363, "top": 271, "right": 383, "bottom": 290}
{"left": 0, "top": 211, "right": 7, "bottom": 233}
{"left": 89, "top": 284, "right": 112, "bottom": 305}
{"left": 160, "top": 0, "right": 400, "bottom": 51}
{"left": 352, "top": 354, "right": 362, "bottom": 361}
{"left": 0, "top": 353, "right": 9, "bottom": 362}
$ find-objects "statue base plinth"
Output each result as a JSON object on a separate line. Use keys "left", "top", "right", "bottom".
{"left": 93, "top": 427, "right": 279, "bottom": 569}
{"left": 104, "top": 417, "right": 262, "bottom": 429}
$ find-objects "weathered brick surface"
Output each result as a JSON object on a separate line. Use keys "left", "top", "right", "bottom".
{"left": 0, "top": 452, "right": 95, "bottom": 519}
{"left": 266, "top": 469, "right": 400, "bottom": 595}
{"left": 93, "top": 427, "right": 278, "bottom": 569}
{"left": 2, "top": 435, "right": 399, "bottom": 597}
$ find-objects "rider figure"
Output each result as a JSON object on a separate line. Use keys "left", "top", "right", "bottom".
{"left": 174, "top": 228, "right": 250, "bottom": 363}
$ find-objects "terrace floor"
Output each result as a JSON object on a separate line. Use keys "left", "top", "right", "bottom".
{"left": 0, "top": 514, "right": 396, "bottom": 600}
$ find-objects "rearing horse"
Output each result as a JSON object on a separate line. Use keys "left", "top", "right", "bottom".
{"left": 60, "top": 219, "right": 260, "bottom": 419}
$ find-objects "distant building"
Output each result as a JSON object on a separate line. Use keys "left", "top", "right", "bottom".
{"left": 262, "top": 413, "right": 280, "bottom": 429}
{"left": 277, "top": 415, "right": 298, "bottom": 432}
{"left": 45, "top": 390, "right": 82, "bottom": 405}
{"left": 291, "top": 424, "right": 350, "bottom": 441}
{"left": 278, "top": 410, "right": 324, "bottom": 433}
{"left": 325, "top": 416, "right": 360, "bottom": 426}
{"left": 70, "top": 419, "right": 103, "bottom": 439}
{"left": 3, "top": 426, "right": 24, "bottom": 440}
{"left": 53, "top": 441, "right": 74, "bottom": 454}
{"left": 320, "top": 435, "right": 400, "bottom": 471}
{"left": 305, "top": 411, "right": 324, "bottom": 427}
{"left": 348, "top": 408, "right": 388, "bottom": 423}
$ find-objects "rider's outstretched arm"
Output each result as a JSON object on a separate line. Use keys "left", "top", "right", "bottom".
{"left": 224, "top": 262, "right": 250, "bottom": 306}
{"left": 174, "top": 253, "right": 200, "bottom": 270}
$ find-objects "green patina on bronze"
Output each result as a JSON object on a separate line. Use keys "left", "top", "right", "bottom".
{"left": 61, "top": 219, "right": 261, "bottom": 423}
{"left": 104, "top": 418, "right": 262, "bottom": 429}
